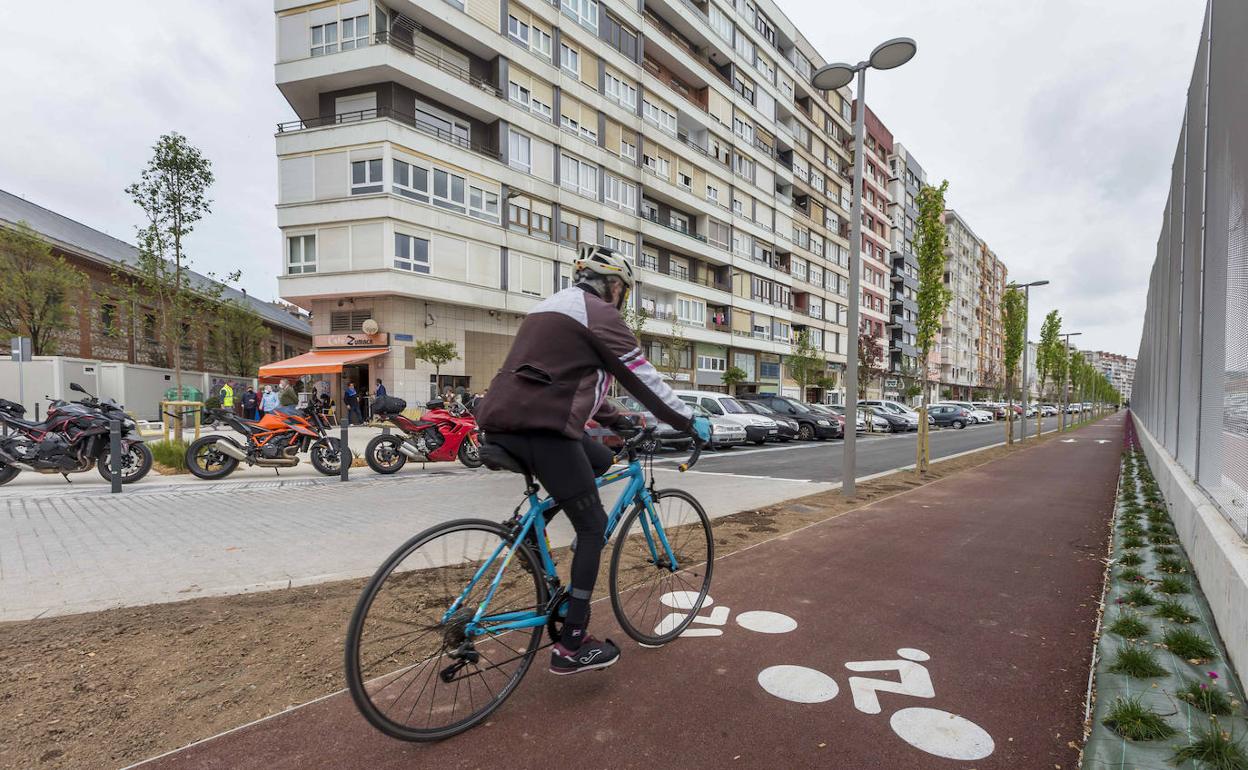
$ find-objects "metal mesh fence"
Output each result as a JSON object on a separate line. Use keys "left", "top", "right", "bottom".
{"left": 1134, "top": 0, "right": 1248, "bottom": 536}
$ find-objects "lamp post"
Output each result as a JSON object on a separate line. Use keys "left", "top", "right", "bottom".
{"left": 1007, "top": 280, "right": 1048, "bottom": 441}
{"left": 811, "top": 37, "right": 916, "bottom": 498}
{"left": 1059, "top": 331, "right": 1082, "bottom": 432}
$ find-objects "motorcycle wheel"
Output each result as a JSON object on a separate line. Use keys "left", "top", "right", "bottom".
{"left": 365, "top": 435, "right": 407, "bottom": 475}
{"left": 0, "top": 463, "right": 18, "bottom": 486}
{"left": 457, "top": 434, "right": 483, "bottom": 468}
{"left": 186, "top": 435, "right": 241, "bottom": 479}
{"left": 311, "top": 437, "right": 346, "bottom": 476}
{"left": 97, "top": 442, "right": 154, "bottom": 484}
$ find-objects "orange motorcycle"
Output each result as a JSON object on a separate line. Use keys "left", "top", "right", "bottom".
{"left": 184, "top": 406, "right": 345, "bottom": 479}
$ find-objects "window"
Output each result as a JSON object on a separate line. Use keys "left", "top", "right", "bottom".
{"left": 604, "top": 173, "right": 637, "bottom": 210}
{"left": 670, "top": 212, "right": 690, "bottom": 233}
{"left": 733, "top": 117, "right": 754, "bottom": 144}
{"left": 469, "top": 186, "right": 500, "bottom": 222}
{"left": 793, "top": 259, "right": 807, "bottom": 282}
{"left": 642, "top": 99, "right": 677, "bottom": 135}
{"left": 100, "top": 303, "right": 118, "bottom": 335}
{"left": 732, "top": 230, "right": 752, "bottom": 256}
{"left": 311, "top": 22, "right": 338, "bottom": 56}
{"left": 508, "top": 129, "right": 531, "bottom": 173}
{"left": 560, "top": 153, "right": 598, "bottom": 198}
{"left": 287, "top": 234, "right": 316, "bottom": 274}
{"left": 508, "top": 202, "right": 552, "bottom": 239}
{"left": 734, "top": 31, "right": 754, "bottom": 63}
{"left": 340, "top": 14, "right": 369, "bottom": 50}
{"left": 708, "top": 3, "right": 733, "bottom": 41}
{"left": 562, "top": 0, "right": 598, "bottom": 32}
{"left": 706, "top": 184, "right": 720, "bottom": 204}
{"left": 808, "top": 328, "right": 823, "bottom": 349}
{"left": 602, "top": 13, "right": 638, "bottom": 60}
{"left": 760, "top": 361, "right": 780, "bottom": 378}
{"left": 677, "top": 297, "right": 706, "bottom": 325}
{"left": 432, "top": 168, "right": 467, "bottom": 212}
{"left": 508, "top": 80, "right": 530, "bottom": 109}
{"left": 393, "top": 159, "right": 429, "bottom": 202}
{"left": 707, "top": 218, "right": 730, "bottom": 249}
{"left": 558, "top": 214, "right": 582, "bottom": 246}
{"left": 620, "top": 138, "right": 637, "bottom": 161}
{"left": 677, "top": 171, "right": 692, "bottom": 190}
{"left": 733, "top": 74, "right": 754, "bottom": 104}
{"left": 532, "top": 27, "right": 552, "bottom": 58}
{"left": 560, "top": 43, "right": 580, "bottom": 76}
{"left": 732, "top": 152, "right": 754, "bottom": 181}
{"left": 642, "top": 153, "right": 670, "bottom": 178}
{"left": 602, "top": 234, "right": 636, "bottom": 258}
{"left": 697, "top": 355, "right": 726, "bottom": 372}
{"left": 639, "top": 251, "right": 658, "bottom": 270}
{"left": 351, "top": 158, "right": 383, "bottom": 194}
{"left": 394, "top": 233, "right": 430, "bottom": 273}
{"left": 604, "top": 71, "right": 638, "bottom": 109}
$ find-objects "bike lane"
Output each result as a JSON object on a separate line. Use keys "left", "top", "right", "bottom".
{"left": 138, "top": 415, "right": 1123, "bottom": 769}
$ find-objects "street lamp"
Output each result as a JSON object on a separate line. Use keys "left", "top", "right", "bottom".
{"left": 810, "top": 37, "right": 917, "bottom": 498}
{"left": 1059, "top": 331, "right": 1082, "bottom": 432}
{"left": 1007, "top": 279, "right": 1048, "bottom": 440}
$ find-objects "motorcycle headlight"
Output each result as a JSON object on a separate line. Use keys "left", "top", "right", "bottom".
{"left": 816, "top": 419, "right": 830, "bottom": 426}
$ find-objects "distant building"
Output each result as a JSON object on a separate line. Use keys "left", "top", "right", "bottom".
{"left": 1083, "top": 349, "right": 1136, "bottom": 402}
{"left": 0, "top": 190, "right": 311, "bottom": 370}
{"left": 887, "top": 142, "right": 924, "bottom": 401}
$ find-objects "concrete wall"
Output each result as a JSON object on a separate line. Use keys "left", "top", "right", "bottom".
{"left": 1135, "top": 412, "right": 1248, "bottom": 680}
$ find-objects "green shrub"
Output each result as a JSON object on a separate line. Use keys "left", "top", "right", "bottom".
{"left": 1157, "top": 557, "right": 1186, "bottom": 575}
{"left": 1123, "top": 535, "right": 1146, "bottom": 549}
{"left": 1163, "top": 627, "right": 1217, "bottom": 661}
{"left": 1153, "top": 600, "right": 1197, "bottom": 624}
{"left": 148, "top": 440, "right": 189, "bottom": 472}
{"left": 1118, "top": 552, "right": 1144, "bottom": 567}
{"left": 1107, "top": 612, "right": 1149, "bottom": 640}
{"left": 1176, "top": 678, "right": 1234, "bottom": 716}
{"left": 1102, "top": 696, "right": 1175, "bottom": 741}
{"left": 1158, "top": 576, "right": 1190, "bottom": 595}
{"left": 1122, "top": 586, "right": 1157, "bottom": 606}
{"left": 1118, "top": 567, "right": 1147, "bottom": 584}
{"left": 1153, "top": 544, "right": 1176, "bottom": 557}
{"left": 1172, "top": 723, "right": 1248, "bottom": 769}
{"left": 1150, "top": 532, "right": 1175, "bottom": 545}
{"left": 1108, "top": 645, "right": 1168, "bottom": 678}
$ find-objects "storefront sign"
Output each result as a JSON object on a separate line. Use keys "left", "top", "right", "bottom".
{"left": 313, "top": 332, "right": 389, "bottom": 348}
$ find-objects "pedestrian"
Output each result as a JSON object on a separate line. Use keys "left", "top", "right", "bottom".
{"left": 242, "top": 386, "right": 258, "bottom": 420}
{"left": 344, "top": 381, "right": 363, "bottom": 425}
{"left": 260, "top": 385, "right": 278, "bottom": 418}
{"left": 375, "top": 378, "right": 387, "bottom": 399}
{"left": 219, "top": 380, "right": 235, "bottom": 414}
{"left": 278, "top": 379, "right": 298, "bottom": 411}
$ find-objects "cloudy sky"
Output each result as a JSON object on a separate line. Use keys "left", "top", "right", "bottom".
{"left": 0, "top": 0, "right": 1205, "bottom": 357}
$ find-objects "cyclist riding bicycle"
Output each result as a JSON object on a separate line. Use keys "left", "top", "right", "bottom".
{"left": 476, "top": 244, "right": 711, "bottom": 675}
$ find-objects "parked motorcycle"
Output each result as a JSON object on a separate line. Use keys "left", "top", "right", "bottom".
{"left": 0, "top": 382, "right": 153, "bottom": 486}
{"left": 185, "top": 406, "right": 345, "bottom": 479}
{"left": 365, "top": 397, "right": 482, "bottom": 473}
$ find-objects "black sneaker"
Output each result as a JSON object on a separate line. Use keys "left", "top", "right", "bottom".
{"left": 549, "top": 637, "right": 620, "bottom": 675}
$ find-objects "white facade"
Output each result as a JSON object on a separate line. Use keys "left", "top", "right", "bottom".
{"left": 939, "top": 209, "right": 981, "bottom": 394}
{"left": 272, "top": 0, "right": 858, "bottom": 402}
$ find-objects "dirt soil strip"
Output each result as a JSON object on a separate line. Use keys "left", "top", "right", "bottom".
{"left": 0, "top": 420, "right": 1114, "bottom": 770}
{"left": 121, "top": 415, "right": 1121, "bottom": 770}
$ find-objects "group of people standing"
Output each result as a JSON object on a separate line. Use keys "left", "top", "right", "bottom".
{"left": 223, "top": 378, "right": 453, "bottom": 425}
{"left": 226, "top": 380, "right": 297, "bottom": 421}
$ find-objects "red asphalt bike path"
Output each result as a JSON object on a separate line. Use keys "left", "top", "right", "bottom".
{"left": 138, "top": 414, "right": 1125, "bottom": 769}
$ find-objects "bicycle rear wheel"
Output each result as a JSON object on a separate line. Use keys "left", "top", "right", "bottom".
{"left": 345, "top": 519, "right": 547, "bottom": 741}
{"left": 609, "top": 489, "right": 714, "bottom": 646}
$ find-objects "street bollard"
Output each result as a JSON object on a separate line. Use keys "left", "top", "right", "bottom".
{"left": 109, "top": 419, "right": 122, "bottom": 494}
{"left": 340, "top": 422, "right": 349, "bottom": 482}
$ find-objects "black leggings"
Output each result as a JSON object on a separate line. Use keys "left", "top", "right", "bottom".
{"left": 486, "top": 432, "right": 614, "bottom": 637}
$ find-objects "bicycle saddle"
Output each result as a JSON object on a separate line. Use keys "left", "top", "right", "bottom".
{"left": 479, "top": 443, "right": 527, "bottom": 474}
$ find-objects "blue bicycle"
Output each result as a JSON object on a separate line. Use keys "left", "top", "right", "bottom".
{"left": 344, "top": 428, "right": 712, "bottom": 741}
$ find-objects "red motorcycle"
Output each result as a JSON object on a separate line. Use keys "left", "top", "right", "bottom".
{"left": 365, "top": 397, "right": 482, "bottom": 473}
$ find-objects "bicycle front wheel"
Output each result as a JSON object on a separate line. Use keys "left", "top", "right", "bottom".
{"left": 345, "top": 519, "right": 547, "bottom": 741}
{"left": 609, "top": 489, "right": 714, "bottom": 646}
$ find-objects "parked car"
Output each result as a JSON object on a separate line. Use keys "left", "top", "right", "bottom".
{"left": 612, "top": 395, "right": 692, "bottom": 451}
{"left": 691, "top": 403, "right": 747, "bottom": 449}
{"left": 928, "top": 404, "right": 972, "bottom": 429}
{"left": 821, "top": 404, "right": 863, "bottom": 432}
{"left": 674, "top": 390, "right": 778, "bottom": 445}
{"left": 741, "top": 400, "right": 798, "bottom": 441}
{"left": 868, "top": 406, "right": 915, "bottom": 433}
{"left": 739, "top": 394, "right": 842, "bottom": 440}
{"left": 859, "top": 399, "right": 920, "bottom": 421}
{"left": 939, "top": 401, "right": 995, "bottom": 423}
{"left": 1040, "top": 404, "right": 1059, "bottom": 417}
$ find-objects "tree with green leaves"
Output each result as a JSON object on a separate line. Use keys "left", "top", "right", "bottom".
{"left": 857, "top": 330, "right": 885, "bottom": 399}
{"left": 786, "top": 329, "right": 823, "bottom": 400}
{"left": 1036, "top": 309, "right": 1062, "bottom": 437}
{"left": 1000, "top": 286, "right": 1026, "bottom": 445}
{"left": 125, "top": 132, "right": 227, "bottom": 400}
{"left": 619, "top": 303, "right": 649, "bottom": 341}
{"left": 912, "top": 181, "right": 951, "bottom": 473}
{"left": 721, "top": 365, "right": 747, "bottom": 394}
{"left": 212, "top": 299, "right": 268, "bottom": 376}
{"left": 411, "top": 339, "right": 459, "bottom": 394}
{"left": 0, "top": 221, "right": 87, "bottom": 355}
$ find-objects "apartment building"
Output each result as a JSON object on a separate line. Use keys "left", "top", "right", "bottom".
{"left": 975, "top": 244, "right": 1007, "bottom": 393}
{"left": 1083, "top": 350, "right": 1135, "bottom": 402}
{"left": 885, "top": 141, "right": 923, "bottom": 401}
{"left": 271, "top": 0, "right": 857, "bottom": 404}
{"left": 848, "top": 102, "right": 893, "bottom": 398}
{"left": 939, "top": 209, "right": 981, "bottom": 397}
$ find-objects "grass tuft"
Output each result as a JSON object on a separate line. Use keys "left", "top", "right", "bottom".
{"left": 1107, "top": 612, "right": 1150, "bottom": 639}
{"left": 1153, "top": 545, "right": 1176, "bottom": 557}
{"left": 1157, "top": 557, "right": 1187, "bottom": 575}
{"left": 1102, "top": 696, "right": 1175, "bottom": 741}
{"left": 1153, "top": 600, "right": 1197, "bottom": 624}
{"left": 1123, "top": 535, "right": 1147, "bottom": 549}
{"left": 1176, "top": 678, "right": 1235, "bottom": 715}
{"left": 1158, "top": 576, "right": 1190, "bottom": 595}
{"left": 148, "top": 440, "right": 189, "bottom": 472}
{"left": 1108, "top": 644, "right": 1169, "bottom": 678}
{"left": 1118, "top": 552, "right": 1144, "bottom": 567}
{"left": 1122, "top": 586, "right": 1157, "bottom": 606}
{"left": 1163, "top": 627, "right": 1217, "bottom": 661}
{"left": 1118, "top": 567, "right": 1147, "bottom": 584}
{"left": 1171, "top": 723, "right": 1248, "bottom": 769}
{"left": 1121, "top": 523, "right": 1146, "bottom": 537}
{"left": 1150, "top": 532, "right": 1176, "bottom": 545}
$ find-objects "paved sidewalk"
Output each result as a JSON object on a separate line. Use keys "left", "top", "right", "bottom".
{"left": 137, "top": 415, "right": 1124, "bottom": 769}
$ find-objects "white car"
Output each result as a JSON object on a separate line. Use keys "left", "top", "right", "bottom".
{"left": 938, "top": 401, "right": 995, "bottom": 424}
{"left": 690, "top": 404, "right": 747, "bottom": 448}
{"left": 859, "top": 399, "right": 920, "bottom": 430}
{"left": 675, "top": 390, "right": 778, "bottom": 445}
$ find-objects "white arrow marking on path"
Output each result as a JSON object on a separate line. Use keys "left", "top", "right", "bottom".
{"left": 1061, "top": 439, "right": 1077, "bottom": 443}
{"left": 1095, "top": 439, "right": 1111, "bottom": 444}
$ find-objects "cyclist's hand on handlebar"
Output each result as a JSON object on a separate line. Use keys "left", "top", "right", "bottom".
{"left": 608, "top": 414, "right": 639, "bottom": 436}
{"left": 690, "top": 415, "right": 712, "bottom": 446}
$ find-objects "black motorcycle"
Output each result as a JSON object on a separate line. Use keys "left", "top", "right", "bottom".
{"left": 0, "top": 382, "right": 153, "bottom": 486}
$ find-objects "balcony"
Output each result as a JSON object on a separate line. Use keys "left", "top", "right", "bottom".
{"left": 374, "top": 30, "right": 500, "bottom": 96}
{"left": 277, "top": 106, "right": 502, "bottom": 161}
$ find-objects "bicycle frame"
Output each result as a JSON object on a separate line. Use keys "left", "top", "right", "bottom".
{"left": 440, "top": 458, "right": 679, "bottom": 638}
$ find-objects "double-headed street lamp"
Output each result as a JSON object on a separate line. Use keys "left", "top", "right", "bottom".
{"left": 1007, "top": 279, "right": 1048, "bottom": 440}
{"left": 810, "top": 37, "right": 916, "bottom": 498}
{"left": 1059, "top": 331, "right": 1082, "bottom": 431}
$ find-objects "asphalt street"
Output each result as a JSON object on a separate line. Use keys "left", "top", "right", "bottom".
{"left": 658, "top": 415, "right": 1067, "bottom": 482}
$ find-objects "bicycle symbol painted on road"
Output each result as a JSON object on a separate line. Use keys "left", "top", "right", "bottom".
{"left": 657, "top": 592, "right": 996, "bottom": 762}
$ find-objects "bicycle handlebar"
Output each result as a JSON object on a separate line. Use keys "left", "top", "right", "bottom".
{"left": 615, "top": 425, "right": 703, "bottom": 472}
{"left": 678, "top": 441, "right": 702, "bottom": 473}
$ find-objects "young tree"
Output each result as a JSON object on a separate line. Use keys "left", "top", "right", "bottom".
{"left": 912, "top": 180, "right": 951, "bottom": 473}
{"left": 1036, "top": 310, "right": 1062, "bottom": 437}
{"left": 856, "top": 330, "right": 885, "bottom": 399}
{"left": 411, "top": 339, "right": 459, "bottom": 394}
{"left": 619, "top": 303, "right": 649, "bottom": 341}
{"left": 721, "top": 365, "right": 747, "bottom": 394}
{"left": 1000, "top": 287, "right": 1026, "bottom": 445}
{"left": 0, "top": 221, "right": 87, "bottom": 354}
{"left": 786, "top": 329, "right": 823, "bottom": 400}
{"left": 125, "top": 133, "right": 223, "bottom": 399}
{"left": 213, "top": 300, "right": 269, "bottom": 376}
{"left": 655, "top": 322, "right": 692, "bottom": 381}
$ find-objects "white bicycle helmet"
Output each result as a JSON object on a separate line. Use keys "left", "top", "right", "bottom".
{"left": 574, "top": 243, "right": 636, "bottom": 289}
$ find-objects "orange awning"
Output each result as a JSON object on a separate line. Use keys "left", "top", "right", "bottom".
{"left": 258, "top": 348, "right": 388, "bottom": 377}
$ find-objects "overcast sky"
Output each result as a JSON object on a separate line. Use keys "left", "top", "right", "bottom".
{"left": 0, "top": 1, "right": 1205, "bottom": 357}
